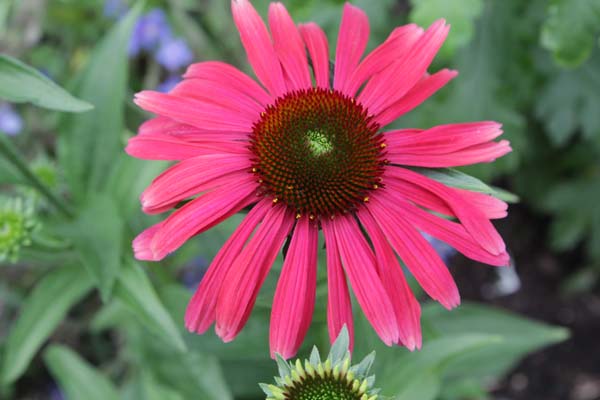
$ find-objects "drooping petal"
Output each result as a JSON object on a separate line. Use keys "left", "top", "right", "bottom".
{"left": 215, "top": 204, "right": 295, "bottom": 342}
{"left": 357, "top": 208, "right": 422, "bottom": 350}
{"left": 385, "top": 167, "right": 506, "bottom": 255}
{"left": 134, "top": 91, "right": 254, "bottom": 132}
{"left": 322, "top": 216, "right": 399, "bottom": 345}
{"left": 368, "top": 195, "right": 461, "bottom": 309}
{"left": 185, "top": 199, "right": 271, "bottom": 333}
{"left": 384, "top": 176, "right": 508, "bottom": 220}
{"left": 183, "top": 61, "right": 273, "bottom": 106}
{"left": 323, "top": 220, "right": 354, "bottom": 349}
{"left": 132, "top": 222, "right": 162, "bottom": 261}
{"left": 270, "top": 217, "right": 318, "bottom": 359}
{"left": 387, "top": 194, "right": 510, "bottom": 266}
{"left": 299, "top": 23, "right": 330, "bottom": 89}
{"left": 231, "top": 0, "right": 287, "bottom": 97}
{"left": 358, "top": 19, "right": 449, "bottom": 115}
{"left": 269, "top": 3, "right": 312, "bottom": 91}
{"left": 140, "top": 154, "right": 252, "bottom": 214}
{"left": 146, "top": 177, "right": 258, "bottom": 261}
{"left": 345, "top": 24, "right": 423, "bottom": 96}
{"left": 334, "top": 3, "right": 369, "bottom": 95}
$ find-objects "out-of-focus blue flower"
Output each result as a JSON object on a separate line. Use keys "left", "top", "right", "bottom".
{"left": 422, "top": 232, "right": 457, "bottom": 264}
{"left": 103, "top": 0, "right": 128, "bottom": 18}
{"left": 48, "top": 382, "right": 65, "bottom": 400}
{"left": 180, "top": 256, "right": 209, "bottom": 291}
{"left": 0, "top": 104, "right": 23, "bottom": 136}
{"left": 155, "top": 37, "right": 193, "bottom": 71}
{"left": 156, "top": 75, "right": 182, "bottom": 93}
{"left": 129, "top": 9, "right": 171, "bottom": 56}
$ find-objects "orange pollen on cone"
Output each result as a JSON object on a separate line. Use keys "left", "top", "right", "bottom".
{"left": 249, "top": 88, "right": 386, "bottom": 218}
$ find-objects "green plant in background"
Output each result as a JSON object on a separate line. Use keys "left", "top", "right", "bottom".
{"left": 1, "top": 0, "right": 597, "bottom": 399}
{"left": 0, "top": 196, "right": 38, "bottom": 262}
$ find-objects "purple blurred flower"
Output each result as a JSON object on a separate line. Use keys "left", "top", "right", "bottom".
{"left": 0, "top": 104, "right": 23, "bottom": 136}
{"left": 422, "top": 232, "right": 457, "bottom": 264}
{"left": 129, "top": 9, "right": 171, "bottom": 56}
{"left": 103, "top": 0, "right": 128, "bottom": 18}
{"left": 155, "top": 37, "right": 193, "bottom": 71}
{"left": 156, "top": 75, "right": 182, "bottom": 93}
{"left": 180, "top": 256, "right": 209, "bottom": 291}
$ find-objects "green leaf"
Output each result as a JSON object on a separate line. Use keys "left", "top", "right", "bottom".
{"left": 66, "top": 194, "right": 123, "bottom": 300}
{"left": 58, "top": 4, "right": 141, "bottom": 198}
{"left": 1, "top": 265, "right": 93, "bottom": 384}
{"left": 114, "top": 262, "right": 187, "bottom": 352}
{"left": 409, "top": 0, "right": 484, "bottom": 59}
{"left": 44, "top": 345, "right": 120, "bottom": 400}
{"left": 411, "top": 167, "right": 519, "bottom": 202}
{"left": 0, "top": 55, "right": 93, "bottom": 112}
{"left": 536, "top": 53, "right": 600, "bottom": 147}
{"left": 540, "top": 0, "right": 600, "bottom": 68}
{"left": 422, "top": 302, "right": 569, "bottom": 380}
{"left": 380, "top": 334, "right": 502, "bottom": 397}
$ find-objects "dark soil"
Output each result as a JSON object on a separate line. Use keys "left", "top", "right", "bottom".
{"left": 451, "top": 204, "right": 600, "bottom": 400}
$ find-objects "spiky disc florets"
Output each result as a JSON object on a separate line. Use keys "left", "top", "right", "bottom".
{"left": 250, "top": 88, "right": 385, "bottom": 219}
{"left": 261, "top": 327, "right": 379, "bottom": 400}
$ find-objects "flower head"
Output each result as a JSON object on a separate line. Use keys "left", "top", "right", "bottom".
{"left": 261, "top": 327, "right": 379, "bottom": 400}
{"left": 127, "top": 0, "right": 511, "bottom": 358}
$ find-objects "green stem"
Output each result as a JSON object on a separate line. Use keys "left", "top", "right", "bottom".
{"left": 0, "top": 135, "right": 74, "bottom": 218}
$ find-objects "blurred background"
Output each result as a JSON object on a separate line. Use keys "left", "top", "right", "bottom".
{"left": 1, "top": 0, "right": 599, "bottom": 399}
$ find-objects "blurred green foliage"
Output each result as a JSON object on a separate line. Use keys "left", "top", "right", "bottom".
{"left": 1, "top": 0, "right": 597, "bottom": 398}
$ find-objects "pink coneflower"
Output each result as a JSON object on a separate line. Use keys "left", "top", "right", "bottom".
{"left": 127, "top": 0, "right": 511, "bottom": 359}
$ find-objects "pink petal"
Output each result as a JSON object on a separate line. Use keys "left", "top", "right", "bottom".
{"left": 358, "top": 19, "right": 449, "bottom": 115}
{"left": 171, "top": 78, "right": 265, "bottom": 121}
{"left": 138, "top": 116, "right": 247, "bottom": 141}
{"left": 134, "top": 91, "right": 254, "bottom": 132}
{"left": 215, "top": 204, "right": 294, "bottom": 342}
{"left": 183, "top": 61, "right": 273, "bottom": 106}
{"left": 389, "top": 195, "right": 510, "bottom": 266}
{"left": 270, "top": 217, "right": 318, "bottom": 359}
{"left": 334, "top": 3, "right": 369, "bottom": 96}
{"left": 299, "top": 23, "right": 330, "bottom": 89}
{"left": 375, "top": 69, "right": 457, "bottom": 126}
{"left": 357, "top": 208, "right": 422, "bottom": 350}
{"left": 385, "top": 167, "right": 506, "bottom": 255}
{"left": 385, "top": 122, "right": 503, "bottom": 154}
{"left": 268, "top": 3, "right": 312, "bottom": 91}
{"left": 141, "top": 155, "right": 252, "bottom": 214}
{"left": 323, "top": 219, "right": 354, "bottom": 350}
{"left": 185, "top": 199, "right": 271, "bottom": 334}
{"left": 346, "top": 24, "right": 423, "bottom": 96}
{"left": 455, "top": 189, "right": 508, "bottom": 220}
{"left": 384, "top": 174, "right": 507, "bottom": 220}
{"left": 388, "top": 140, "right": 512, "bottom": 168}
{"left": 126, "top": 133, "right": 248, "bottom": 161}
{"left": 132, "top": 222, "right": 162, "bottom": 261}
{"left": 148, "top": 177, "right": 258, "bottom": 261}
{"left": 231, "top": 0, "right": 286, "bottom": 97}
{"left": 368, "top": 196, "right": 461, "bottom": 309}
{"left": 322, "top": 216, "right": 399, "bottom": 346}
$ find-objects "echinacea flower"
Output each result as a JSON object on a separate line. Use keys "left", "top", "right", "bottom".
{"left": 127, "top": 0, "right": 511, "bottom": 359}
{"left": 261, "top": 327, "right": 379, "bottom": 400}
